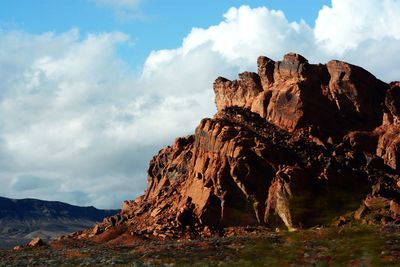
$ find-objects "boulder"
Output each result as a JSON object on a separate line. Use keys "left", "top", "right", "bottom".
{"left": 13, "top": 245, "right": 24, "bottom": 251}
{"left": 92, "top": 224, "right": 102, "bottom": 235}
{"left": 27, "top": 237, "right": 44, "bottom": 247}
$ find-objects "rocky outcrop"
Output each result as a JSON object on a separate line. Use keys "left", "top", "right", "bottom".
{"left": 78, "top": 53, "right": 400, "bottom": 240}
{"left": 27, "top": 237, "right": 44, "bottom": 247}
{"left": 347, "top": 82, "right": 400, "bottom": 171}
{"left": 378, "top": 83, "right": 400, "bottom": 170}
{"left": 214, "top": 72, "right": 263, "bottom": 112}
{"left": 215, "top": 53, "right": 387, "bottom": 139}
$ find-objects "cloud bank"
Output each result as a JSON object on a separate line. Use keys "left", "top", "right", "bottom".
{"left": 1, "top": 0, "right": 400, "bottom": 208}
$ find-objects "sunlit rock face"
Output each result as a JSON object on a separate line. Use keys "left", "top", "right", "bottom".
{"left": 216, "top": 52, "right": 387, "bottom": 136}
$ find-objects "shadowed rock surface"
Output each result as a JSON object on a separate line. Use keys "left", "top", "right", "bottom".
{"left": 73, "top": 53, "right": 400, "bottom": 241}
{"left": 0, "top": 197, "right": 118, "bottom": 248}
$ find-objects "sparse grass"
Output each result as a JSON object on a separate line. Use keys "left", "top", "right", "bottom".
{"left": 1, "top": 225, "right": 400, "bottom": 266}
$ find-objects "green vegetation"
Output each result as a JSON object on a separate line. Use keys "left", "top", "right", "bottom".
{"left": 227, "top": 225, "right": 399, "bottom": 267}
{"left": 1, "top": 225, "right": 400, "bottom": 266}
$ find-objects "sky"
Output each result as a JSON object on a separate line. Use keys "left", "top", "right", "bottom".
{"left": 0, "top": 0, "right": 399, "bottom": 209}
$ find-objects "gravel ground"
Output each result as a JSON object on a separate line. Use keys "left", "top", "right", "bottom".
{"left": 1, "top": 225, "right": 400, "bottom": 266}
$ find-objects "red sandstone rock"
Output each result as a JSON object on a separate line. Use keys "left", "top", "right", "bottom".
{"left": 71, "top": 53, "right": 400, "bottom": 240}
{"left": 347, "top": 82, "right": 400, "bottom": 171}
{"left": 257, "top": 56, "right": 275, "bottom": 89}
{"left": 216, "top": 53, "right": 387, "bottom": 137}
{"left": 27, "top": 237, "right": 44, "bottom": 247}
{"left": 115, "top": 54, "right": 399, "bottom": 234}
{"left": 364, "top": 196, "right": 391, "bottom": 210}
{"left": 390, "top": 200, "right": 400, "bottom": 215}
{"left": 92, "top": 224, "right": 103, "bottom": 235}
{"left": 214, "top": 72, "right": 263, "bottom": 112}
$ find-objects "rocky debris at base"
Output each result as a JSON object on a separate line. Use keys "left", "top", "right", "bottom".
{"left": 27, "top": 237, "right": 44, "bottom": 248}
{"left": 3, "top": 225, "right": 400, "bottom": 267}
{"left": 12, "top": 237, "right": 46, "bottom": 251}
{"left": 12, "top": 246, "right": 23, "bottom": 251}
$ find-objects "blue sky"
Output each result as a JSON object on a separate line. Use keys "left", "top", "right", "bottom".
{"left": 1, "top": 0, "right": 330, "bottom": 69}
{"left": 0, "top": 0, "right": 399, "bottom": 208}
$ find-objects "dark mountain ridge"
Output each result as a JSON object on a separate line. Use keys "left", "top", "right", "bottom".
{"left": 0, "top": 196, "right": 118, "bottom": 248}
{"left": 0, "top": 196, "right": 115, "bottom": 221}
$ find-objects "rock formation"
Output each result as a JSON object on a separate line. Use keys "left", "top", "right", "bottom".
{"left": 27, "top": 237, "right": 45, "bottom": 248}
{"left": 80, "top": 53, "right": 400, "bottom": 239}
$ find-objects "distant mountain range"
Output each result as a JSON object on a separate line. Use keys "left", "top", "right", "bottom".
{"left": 0, "top": 196, "right": 118, "bottom": 249}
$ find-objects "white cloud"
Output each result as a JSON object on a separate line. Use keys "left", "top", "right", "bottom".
{"left": 1, "top": 1, "right": 400, "bottom": 208}
{"left": 315, "top": 0, "right": 400, "bottom": 54}
{"left": 180, "top": 6, "right": 314, "bottom": 66}
{"left": 313, "top": 0, "right": 400, "bottom": 81}
{"left": 0, "top": 29, "right": 220, "bottom": 208}
{"left": 0, "top": 29, "right": 152, "bottom": 208}
{"left": 141, "top": 5, "right": 314, "bottom": 78}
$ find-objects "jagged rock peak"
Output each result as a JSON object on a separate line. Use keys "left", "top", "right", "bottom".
{"left": 214, "top": 53, "right": 388, "bottom": 136}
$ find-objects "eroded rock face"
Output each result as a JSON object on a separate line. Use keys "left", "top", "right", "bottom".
{"left": 376, "top": 84, "right": 400, "bottom": 170}
{"left": 79, "top": 53, "right": 400, "bottom": 240}
{"left": 216, "top": 52, "right": 387, "bottom": 138}
{"left": 214, "top": 72, "right": 263, "bottom": 112}
{"left": 348, "top": 82, "right": 400, "bottom": 171}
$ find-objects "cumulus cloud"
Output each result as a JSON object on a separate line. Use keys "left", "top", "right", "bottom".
{"left": 313, "top": 0, "right": 400, "bottom": 81}
{"left": 1, "top": 1, "right": 400, "bottom": 208}
{"left": 142, "top": 6, "right": 314, "bottom": 79}
{"left": 0, "top": 29, "right": 154, "bottom": 208}
{"left": 0, "top": 29, "right": 223, "bottom": 208}
{"left": 315, "top": 0, "right": 400, "bottom": 54}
